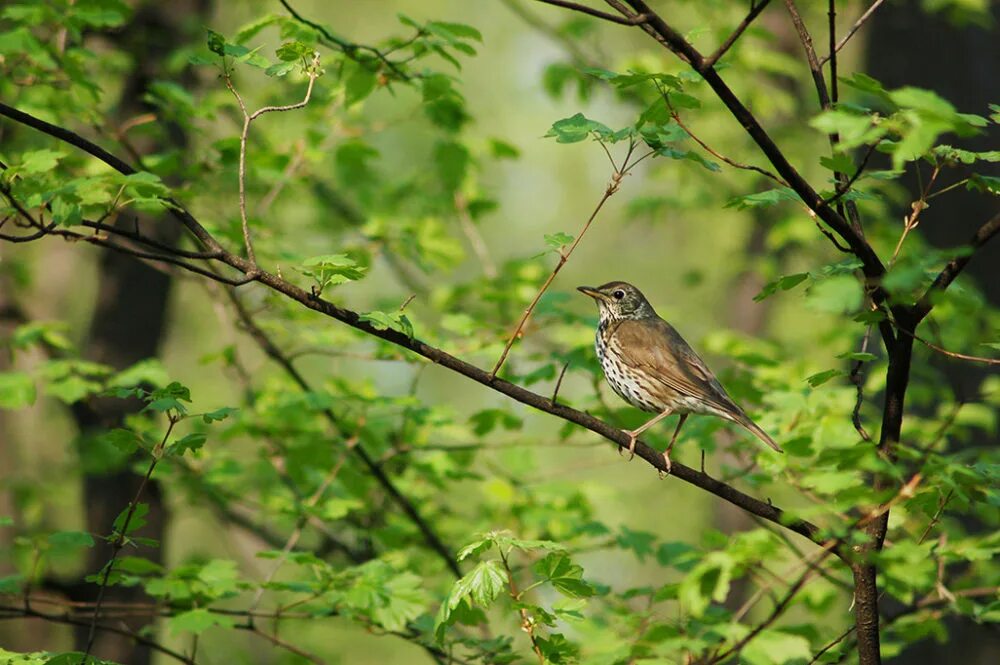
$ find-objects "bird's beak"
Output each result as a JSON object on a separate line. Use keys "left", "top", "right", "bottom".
{"left": 577, "top": 286, "right": 607, "bottom": 302}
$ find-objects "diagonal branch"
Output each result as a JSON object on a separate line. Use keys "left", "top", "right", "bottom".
{"left": 226, "top": 53, "right": 322, "bottom": 268}
{"left": 913, "top": 209, "right": 1000, "bottom": 322}
{"left": 0, "top": 102, "right": 829, "bottom": 558}
{"left": 534, "top": 0, "right": 650, "bottom": 25}
{"left": 599, "top": 1, "right": 885, "bottom": 285}
{"left": 491, "top": 153, "right": 629, "bottom": 378}
{"left": 818, "top": 0, "right": 887, "bottom": 66}
{"left": 704, "top": 0, "right": 773, "bottom": 68}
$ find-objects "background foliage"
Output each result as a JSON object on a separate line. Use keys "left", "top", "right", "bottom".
{"left": 0, "top": 1, "right": 998, "bottom": 664}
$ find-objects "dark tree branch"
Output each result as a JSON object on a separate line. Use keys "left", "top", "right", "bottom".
{"left": 704, "top": 0, "right": 773, "bottom": 68}
{"left": 602, "top": 1, "right": 885, "bottom": 287}
{"left": 914, "top": 209, "right": 1000, "bottom": 322}
{"left": 818, "top": 0, "right": 888, "bottom": 66}
{"left": 225, "top": 292, "right": 464, "bottom": 579}
{"left": 0, "top": 604, "right": 197, "bottom": 665}
{"left": 534, "top": 0, "right": 650, "bottom": 25}
{"left": 0, "top": 105, "right": 829, "bottom": 571}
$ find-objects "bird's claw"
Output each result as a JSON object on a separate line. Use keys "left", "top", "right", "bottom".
{"left": 623, "top": 431, "right": 637, "bottom": 461}
{"left": 658, "top": 452, "right": 672, "bottom": 479}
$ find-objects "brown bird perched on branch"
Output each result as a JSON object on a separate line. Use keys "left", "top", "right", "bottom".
{"left": 578, "top": 281, "right": 782, "bottom": 473}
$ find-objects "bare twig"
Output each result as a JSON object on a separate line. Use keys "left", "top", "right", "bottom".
{"left": 499, "top": 549, "right": 546, "bottom": 665}
{"left": 82, "top": 417, "right": 176, "bottom": 664}
{"left": 890, "top": 165, "right": 940, "bottom": 265}
{"left": 226, "top": 53, "right": 322, "bottom": 268}
{"left": 897, "top": 327, "right": 1000, "bottom": 366}
{"left": 550, "top": 362, "right": 571, "bottom": 406}
{"left": 665, "top": 93, "right": 786, "bottom": 186}
{"left": 534, "top": 0, "right": 650, "bottom": 25}
{"left": 849, "top": 325, "right": 873, "bottom": 442}
{"left": 704, "top": 0, "right": 773, "bottom": 68}
{"left": 818, "top": 0, "right": 888, "bottom": 66}
{"left": 0, "top": 100, "right": 829, "bottom": 554}
{"left": 914, "top": 209, "right": 1000, "bottom": 322}
{"left": 491, "top": 146, "right": 635, "bottom": 378}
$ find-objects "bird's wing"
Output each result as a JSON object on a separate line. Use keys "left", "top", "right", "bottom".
{"left": 613, "top": 318, "right": 741, "bottom": 417}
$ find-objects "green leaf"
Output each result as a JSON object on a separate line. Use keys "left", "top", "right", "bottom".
{"left": 100, "top": 428, "right": 141, "bottom": 454}
{"left": 275, "top": 40, "right": 312, "bottom": 62}
{"left": 806, "top": 369, "right": 843, "bottom": 387}
{"left": 202, "top": 407, "right": 238, "bottom": 423}
{"left": 754, "top": 273, "right": 809, "bottom": 302}
{"left": 113, "top": 502, "right": 148, "bottom": 536}
{"left": 725, "top": 187, "right": 800, "bottom": 210}
{"left": 427, "top": 21, "right": 483, "bottom": 42}
{"left": 435, "top": 559, "right": 508, "bottom": 639}
{"left": 544, "top": 232, "right": 574, "bottom": 249}
{"left": 0, "top": 372, "right": 36, "bottom": 409}
{"left": 545, "top": 112, "right": 614, "bottom": 144}
{"left": 344, "top": 62, "right": 377, "bottom": 105}
{"left": 19, "top": 149, "right": 64, "bottom": 174}
{"left": 820, "top": 152, "right": 856, "bottom": 173}
{"left": 741, "top": 629, "right": 813, "bottom": 665}
{"left": 679, "top": 552, "right": 734, "bottom": 617}
{"left": 533, "top": 553, "right": 595, "bottom": 598}
{"left": 298, "top": 254, "right": 367, "bottom": 291}
{"left": 167, "top": 432, "right": 207, "bottom": 456}
{"left": 169, "top": 608, "right": 236, "bottom": 635}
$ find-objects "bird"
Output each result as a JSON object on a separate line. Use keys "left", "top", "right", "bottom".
{"left": 577, "top": 281, "right": 782, "bottom": 474}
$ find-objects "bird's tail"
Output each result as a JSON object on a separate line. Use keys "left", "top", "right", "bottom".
{"left": 731, "top": 411, "right": 783, "bottom": 453}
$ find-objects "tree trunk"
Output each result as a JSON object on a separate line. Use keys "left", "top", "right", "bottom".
{"left": 865, "top": 2, "right": 1000, "bottom": 663}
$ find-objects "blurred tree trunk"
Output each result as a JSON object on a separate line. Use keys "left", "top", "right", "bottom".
{"left": 865, "top": 2, "right": 1000, "bottom": 664}
{"left": 62, "top": 2, "right": 211, "bottom": 662}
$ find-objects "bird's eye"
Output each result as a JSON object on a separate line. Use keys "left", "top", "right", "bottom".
{"left": 613, "top": 290, "right": 625, "bottom": 300}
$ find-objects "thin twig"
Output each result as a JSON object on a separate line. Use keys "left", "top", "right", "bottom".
{"left": 499, "top": 549, "right": 546, "bottom": 665}
{"left": 491, "top": 148, "right": 634, "bottom": 378}
{"left": 849, "top": 325, "right": 873, "bottom": 442}
{"left": 550, "top": 362, "right": 570, "bottom": 406}
{"left": 704, "top": 0, "right": 773, "bottom": 68}
{"left": 534, "top": 0, "right": 650, "bottom": 25}
{"left": 82, "top": 417, "right": 176, "bottom": 664}
{"left": 226, "top": 53, "right": 322, "bottom": 268}
{"left": 897, "top": 326, "right": 1000, "bottom": 366}
{"left": 666, "top": 96, "right": 786, "bottom": 186}
{"left": 890, "top": 165, "right": 940, "bottom": 265}
{"left": 818, "top": 0, "right": 887, "bottom": 66}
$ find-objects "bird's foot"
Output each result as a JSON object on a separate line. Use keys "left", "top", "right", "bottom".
{"left": 658, "top": 451, "right": 673, "bottom": 479}
{"left": 619, "top": 430, "right": 639, "bottom": 461}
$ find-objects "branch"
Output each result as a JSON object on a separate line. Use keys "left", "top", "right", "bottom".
{"left": 603, "top": 1, "right": 885, "bottom": 287}
{"left": 226, "top": 53, "right": 321, "bottom": 268}
{"left": 704, "top": 0, "right": 773, "bottom": 68}
{"left": 913, "top": 209, "right": 1000, "bottom": 322}
{"left": 226, "top": 293, "right": 464, "bottom": 579}
{"left": 0, "top": 102, "right": 223, "bottom": 255}
{"left": 82, "top": 421, "right": 173, "bottom": 664}
{"left": 818, "top": 0, "right": 888, "bottom": 66}
{"left": 278, "top": 0, "right": 414, "bottom": 81}
{"left": 0, "top": 604, "right": 196, "bottom": 665}
{"left": 534, "top": 0, "right": 650, "bottom": 25}
{"left": 665, "top": 94, "right": 786, "bottom": 186}
{"left": 0, "top": 102, "right": 828, "bottom": 556}
{"left": 491, "top": 155, "right": 628, "bottom": 378}
{"left": 898, "top": 326, "right": 1000, "bottom": 366}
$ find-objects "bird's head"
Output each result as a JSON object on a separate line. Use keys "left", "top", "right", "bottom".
{"left": 577, "top": 281, "right": 655, "bottom": 321}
